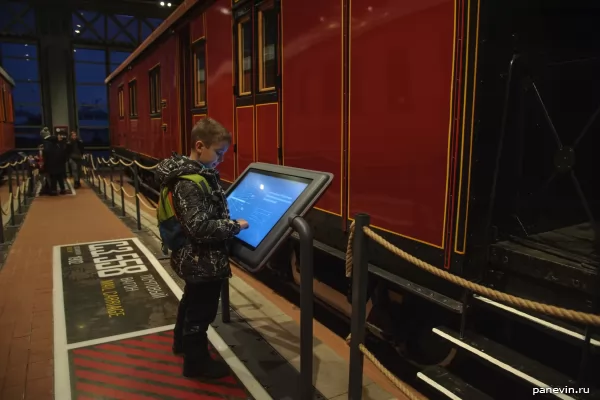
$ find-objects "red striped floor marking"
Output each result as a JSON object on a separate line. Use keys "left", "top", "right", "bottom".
{"left": 77, "top": 382, "right": 157, "bottom": 400}
{"left": 73, "top": 357, "right": 247, "bottom": 398}
{"left": 70, "top": 330, "right": 251, "bottom": 399}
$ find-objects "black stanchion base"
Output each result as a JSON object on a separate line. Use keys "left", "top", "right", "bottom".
{"left": 2, "top": 225, "right": 19, "bottom": 243}
{"left": 7, "top": 212, "right": 24, "bottom": 227}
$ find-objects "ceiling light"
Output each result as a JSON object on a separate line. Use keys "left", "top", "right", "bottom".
{"left": 167, "top": 2, "right": 172, "bottom": 6}
{"left": 74, "top": 30, "right": 80, "bottom": 33}
{"left": 160, "top": 1, "right": 165, "bottom": 5}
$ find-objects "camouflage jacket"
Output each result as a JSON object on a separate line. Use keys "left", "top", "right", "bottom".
{"left": 155, "top": 154, "right": 240, "bottom": 282}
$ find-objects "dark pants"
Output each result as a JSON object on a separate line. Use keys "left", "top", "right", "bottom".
{"left": 69, "top": 158, "right": 82, "bottom": 184}
{"left": 174, "top": 279, "right": 223, "bottom": 360}
{"left": 50, "top": 173, "right": 66, "bottom": 193}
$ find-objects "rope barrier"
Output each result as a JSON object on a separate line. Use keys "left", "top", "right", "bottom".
{"left": 0, "top": 156, "right": 27, "bottom": 169}
{"left": 1, "top": 196, "right": 12, "bottom": 216}
{"left": 136, "top": 193, "right": 157, "bottom": 211}
{"left": 121, "top": 187, "right": 135, "bottom": 198}
{"left": 134, "top": 160, "right": 158, "bottom": 170}
{"left": 359, "top": 344, "right": 426, "bottom": 400}
{"left": 345, "top": 220, "right": 600, "bottom": 398}
{"left": 346, "top": 222, "right": 600, "bottom": 326}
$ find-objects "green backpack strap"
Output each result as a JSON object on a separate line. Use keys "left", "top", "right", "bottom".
{"left": 156, "top": 174, "right": 210, "bottom": 223}
{"left": 179, "top": 174, "right": 211, "bottom": 195}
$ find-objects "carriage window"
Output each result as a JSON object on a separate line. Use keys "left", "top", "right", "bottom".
{"left": 128, "top": 80, "right": 138, "bottom": 118}
{"left": 149, "top": 66, "right": 161, "bottom": 115}
{"left": 237, "top": 16, "right": 252, "bottom": 96}
{"left": 258, "top": 4, "right": 277, "bottom": 91}
{"left": 118, "top": 85, "right": 124, "bottom": 119}
{"left": 193, "top": 41, "right": 207, "bottom": 107}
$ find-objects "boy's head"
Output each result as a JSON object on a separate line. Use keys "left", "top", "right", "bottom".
{"left": 70, "top": 131, "right": 78, "bottom": 140}
{"left": 189, "top": 118, "right": 232, "bottom": 168}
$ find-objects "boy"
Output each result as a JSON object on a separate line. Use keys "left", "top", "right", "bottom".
{"left": 155, "top": 118, "right": 249, "bottom": 379}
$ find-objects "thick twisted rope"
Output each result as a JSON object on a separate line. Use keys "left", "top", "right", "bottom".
{"left": 136, "top": 193, "right": 157, "bottom": 211}
{"left": 346, "top": 222, "right": 600, "bottom": 326}
{"left": 134, "top": 160, "right": 158, "bottom": 170}
{"left": 121, "top": 187, "right": 135, "bottom": 198}
{"left": 1, "top": 196, "right": 12, "bottom": 216}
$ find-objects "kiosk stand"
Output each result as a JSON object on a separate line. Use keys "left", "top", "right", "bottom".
{"left": 290, "top": 215, "right": 314, "bottom": 400}
{"left": 222, "top": 162, "right": 333, "bottom": 400}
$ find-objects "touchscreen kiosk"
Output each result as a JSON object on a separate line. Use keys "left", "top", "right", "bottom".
{"left": 226, "top": 163, "right": 333, "bottom": 271}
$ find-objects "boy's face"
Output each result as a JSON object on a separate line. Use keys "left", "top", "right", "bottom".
{"left": 195, "top": 140, "right": 229, "bottom": 168}
{"left": 70, "top": 132, "right": 77, "bottom": 140}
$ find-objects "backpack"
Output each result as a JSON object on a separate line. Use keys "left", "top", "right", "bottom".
{"left": 157, "top": 174, "right": 211, "bottom": 254}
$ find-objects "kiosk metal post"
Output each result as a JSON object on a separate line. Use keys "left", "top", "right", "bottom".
{"left": 225, "top": 162, "right": 332, "bottom": 400}
{"left": 349, "top": 213, "right": 370, "bottom": 400}
{"left": 290, "top": 215, "right": 315, "bottom": 400}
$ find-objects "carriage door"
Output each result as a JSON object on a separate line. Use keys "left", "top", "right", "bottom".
{"left": 179, "top": 24, "right": 193, "bottom": 154}
{"left": 233, "top": 0, "right": 281, "bottom": 176}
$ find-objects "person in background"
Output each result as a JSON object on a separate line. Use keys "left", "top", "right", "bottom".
{"left": 42, "top": 130, "right": 67, "bottom": 195}
{"left": 57, "top": 133, "right": 69, "bottom": 188}
{"left": 66, "top": 130, "right": 84, "bottom": 189}
{"left": 39, "top": 127, "right": 52, "bottom": 195}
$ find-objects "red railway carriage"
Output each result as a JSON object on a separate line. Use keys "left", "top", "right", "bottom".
{"left": 107, "top": 0, "right": 460, "bottom": 270}
{"left": 107, "top": 0, "right": 600, "bottom": 394}
{"left": 0, "top": 66, "right": 15, "bottom": 158}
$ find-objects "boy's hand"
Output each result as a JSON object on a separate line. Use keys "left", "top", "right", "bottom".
{"left": 237, "top": 219, "right": 250, "bottom": 230}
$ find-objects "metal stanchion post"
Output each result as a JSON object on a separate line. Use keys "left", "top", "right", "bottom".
{"left": 120, "top": 166, "right": 126, "bottom": 218}
{"left": 290, "top": 215, "right": 315, "bottom": 400}
{"left": 0, "top": 194, "right": 5, "bottom": 244}
{"left": 110, "top": 163, "right": 115, "bottom": 208}
{"left": 97, "top": 159, "right": 102, "bottom": 194}
{"left": 27, "top": 162, "right": 34, "bottom": 198}
{"left": 21, "top": 162, "right": 28, "bottom": 205}
{"left": 221, "top": 280, "right": 230, "bottom": 323}
{"left": 133, "top": 161, "right": 142, "bottom": 231}
{"left": 7, "top": 170, "right": 16, "bottom": 226}
{"left": 348, "top": 213, "right": 370, "bottom": 400}
{"left": 14, "top": 166, "right": 22, "bottom": 215}
{"left": 103, "top": 177, "right": 107, "bottom": 201}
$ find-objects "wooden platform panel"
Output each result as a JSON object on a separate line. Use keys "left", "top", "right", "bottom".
{"left": 0, "top": 184, "right": 134, "bottom": 400}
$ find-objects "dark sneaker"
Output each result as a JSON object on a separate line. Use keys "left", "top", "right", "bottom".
{"left": 172, "top": 343, "right": 183, "bottom": 355}
{"left": 183, "top": 356, "right": 230, "bottom": 379}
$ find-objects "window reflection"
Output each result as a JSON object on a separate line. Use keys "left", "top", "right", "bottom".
{"left": 259, "top": 5, "right": 277, "bottom": 91}
{"left": 238, "top": 16, "right": 252, "bottom": 96}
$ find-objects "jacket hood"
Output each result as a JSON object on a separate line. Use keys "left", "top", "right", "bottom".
{"left": 155, "top": 153, "right": 220, "bottom": 186}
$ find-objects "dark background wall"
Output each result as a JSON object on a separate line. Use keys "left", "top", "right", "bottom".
{"left": 0, "top": 0, "right": 179, "bottom": 155}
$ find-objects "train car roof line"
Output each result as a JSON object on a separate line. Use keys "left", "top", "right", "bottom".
{"left": 0, "top": 66, "right": 15, "bottom": 87}
{"left": 104, "top": 0, "right": 202, "bottom": 84}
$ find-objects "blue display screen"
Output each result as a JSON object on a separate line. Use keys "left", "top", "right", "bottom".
{"left": 227, "top": 171, "right": 310, "bottom": 248}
